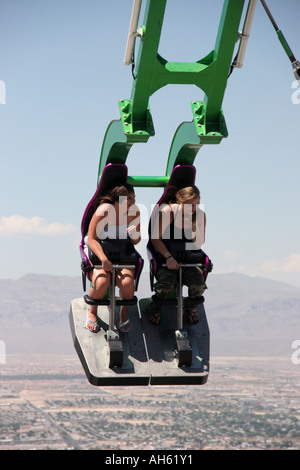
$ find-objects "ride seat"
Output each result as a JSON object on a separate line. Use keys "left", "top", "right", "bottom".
{"left": 79, "top": 163, "right": 144, "bottom": 292}
{"left": 147, "top": 164, "right": 212, "bottom": 290}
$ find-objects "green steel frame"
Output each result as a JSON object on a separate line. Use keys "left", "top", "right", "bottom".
{"left": 97, "top": 0, "right": 246, "bottom": 187}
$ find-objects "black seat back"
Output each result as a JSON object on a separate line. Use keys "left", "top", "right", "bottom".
{"left": 147, "top": 164, "right": 212, "bottom": 286}
{"left": 79, "top": 163, "right": 143, "bottom": 289}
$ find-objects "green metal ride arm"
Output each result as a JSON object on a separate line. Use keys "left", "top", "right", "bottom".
{"left": 98, "top": 0, "right": 246, "bottom": 186}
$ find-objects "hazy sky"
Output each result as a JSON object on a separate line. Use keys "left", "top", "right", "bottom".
{"left": 1, "top": 0, "right": 299, "bottom": 288}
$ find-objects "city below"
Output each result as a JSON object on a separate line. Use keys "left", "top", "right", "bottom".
{"left": 0, "top": 354, "right": 299, "bottom": 451}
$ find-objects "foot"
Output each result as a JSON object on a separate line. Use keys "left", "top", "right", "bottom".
{"left": 186, "top": 308, "right": 199, "bottom": 324}
{"left": 145, "top": 302, "right": 161, "bottom": 325}
{"left": 86, "top": 310, "right": 100, "bottom": 332}
{"left": 149, "top": 311, "right": 160, "bottom": 325}
{"left": 118, "top": 319, "right": 131, "bottom": 332}
{"left": 118, "top": 307, "right": 131, "bottom": 332}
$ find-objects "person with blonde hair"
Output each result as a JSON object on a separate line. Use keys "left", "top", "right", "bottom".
{"left": 146, "top": 185, "right": 206, "bottom": 325}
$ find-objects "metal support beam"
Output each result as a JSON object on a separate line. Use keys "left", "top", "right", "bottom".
{"left": 97, "top": 0, "right": 246, "bottom": 184}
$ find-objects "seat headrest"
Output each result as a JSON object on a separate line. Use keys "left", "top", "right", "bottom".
{"left": 147, "top": 165, "right": 196, "bottom": 239}
{"left": 157, "top": 165, "right": 196, "bottom": 206}
{"left": 81, "top": 163, "right": 128, "bottom": 238}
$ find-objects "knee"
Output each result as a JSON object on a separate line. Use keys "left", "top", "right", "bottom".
{"left": 155, "top": 269, "right": 177, "bottom": 299}
{"left": 118, "top": 276, "right": 135, "bottom": 299}
{"left": 189, "top": 282, "right": 206, "bottom": 298}
{"left": 154, "top": 281, "right": 176, "bottom": 299}
{"left": 91, "top": 273, "right": 110, "bottom": 297}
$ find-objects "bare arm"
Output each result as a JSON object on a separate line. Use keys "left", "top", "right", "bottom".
{"left": 127, "top": 204, "right": 141, "bottom": 245}
{"left": 87, "top": 204, "right": 113, "bottom": 272}
{"left": 151, "top": 204, "right": 179, "bottom": 270}
{"left": 190, "top": 208, "right": 206, "bottom": 249}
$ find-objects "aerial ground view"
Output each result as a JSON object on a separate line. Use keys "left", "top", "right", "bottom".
{"left": 0, "top": 354, "right": 299, "bottom": 451}
{"left": 0, "top": 273, "right": 299, "bottom": 451}
{"left": 1, "top": 0, "right": 300, "bottom": 456}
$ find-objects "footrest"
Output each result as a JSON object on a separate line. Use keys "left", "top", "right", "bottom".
{"left": 116, "top": 296, "right": 138, "bottom": 306}
{"left": 159, "top": 298, "right": 177, "bottom": 305}
{"left": 175, "top": 330, "right": 192, "bottom": 367}
{"left": 184, "top": 296, "right": 205, "bottom": 308}
{"left": 157, "top": 297, "right": 205, "bottom": 307}
{"left": 84, "top": 295, "right": 138, "bottom": 306}
{"left": 107, "top": 330, "right": 123, "bottom": 368}
{"left": 84, "top": 295, "right": 110, "bottom": 306}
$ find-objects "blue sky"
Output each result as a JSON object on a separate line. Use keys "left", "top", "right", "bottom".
{"left": 1, "top": 0, "right": 299, "bottom": 288}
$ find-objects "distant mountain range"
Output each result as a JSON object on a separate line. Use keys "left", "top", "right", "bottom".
{"left": 204, "top": 272, "right": 300, "bottom": 356}
{"left": 0, "top": 272, "right": 299, "bottom": 357}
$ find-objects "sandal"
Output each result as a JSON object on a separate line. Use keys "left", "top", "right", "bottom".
{"left": 149, "top": 311, "right": 160, "bottom": 325}
{"left": 86, "top": 314, "right": 100, "bottom": 333}
{"left": 144, "top": 300, "right": 161, "bottom": 325}
{"left": 186, "top": 308, "right": 199, "bottom": 324}
{"left": 118, "top": 319, "right": 131, "bottom": 332}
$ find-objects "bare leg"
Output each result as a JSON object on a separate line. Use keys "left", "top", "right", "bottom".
{"left": 116, "top": 268, "right": 135, "bottom": 332}
{"left": 87, "top": 268, "right": 110, "bottom": 331}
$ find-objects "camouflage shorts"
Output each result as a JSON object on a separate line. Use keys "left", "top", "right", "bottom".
{"left": 146, "top": 266, "right": 206, "bottom": 314}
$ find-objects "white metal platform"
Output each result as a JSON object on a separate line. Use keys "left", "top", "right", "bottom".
{"left": 70, "top": 297, "right": 209, "bottom": 386}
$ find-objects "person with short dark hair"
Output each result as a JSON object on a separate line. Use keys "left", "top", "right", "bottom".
{"left": 87, "top": 184, "right": 141, "bottom": 332}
